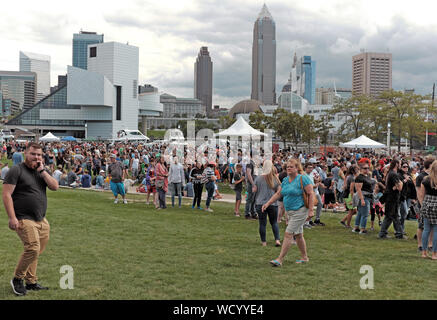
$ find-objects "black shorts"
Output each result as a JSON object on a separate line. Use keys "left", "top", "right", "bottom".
{"left": 324, "top": 193, "right": 335, "bottom": 204}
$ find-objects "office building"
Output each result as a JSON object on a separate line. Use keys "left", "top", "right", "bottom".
{"left": 287, "top": 53, "right": 316, "bottom": 104}
{"left": 160, "top": 93, "right": 204, "bottom": 118}
{"left": 194, "top": 47, "right": 213, "bottom": 116}
{"left": 73, "top": 31, "right": 104, "bottom": 70}
{"left": 251, "top": 4, "right": 276, "bottom": 105}
{"left": 352, "top": 52, "right": 392, "bottom": 96}
{"left": 19, "top": 51, "right": 50, "bottom": 102}
{"left": 0, "top": 71, "right": 37, "bottom": 111}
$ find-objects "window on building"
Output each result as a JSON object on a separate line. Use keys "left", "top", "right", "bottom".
{"left": 116, "top": 86, "right": 122, "bottom": 120}
{"left": 90, "top": 47, "right": 97, "bottom": 58}
{"left": 133, "top": 80, "right": 137, "bottom": 98}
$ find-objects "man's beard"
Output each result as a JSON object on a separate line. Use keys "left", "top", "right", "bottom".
{"left": 25, "top": 158, "right": 38, "bottom": 170}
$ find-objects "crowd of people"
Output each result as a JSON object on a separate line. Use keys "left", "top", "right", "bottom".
{"left": 2, "top": 139, "right": 437, "bottom": 264}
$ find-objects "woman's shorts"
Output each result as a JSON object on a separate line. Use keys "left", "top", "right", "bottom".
{"left": 285, "top": 206, "right": 308, "bottom": 235}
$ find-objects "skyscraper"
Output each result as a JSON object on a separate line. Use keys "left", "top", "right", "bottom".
{"left": 301, "top": 56, "right": 316, "bottom": 104}
{"left": 251, "top": 4, "right": 276, "bottom": 105}
{"left": 287, "top": 53, "right": 316, "bottom": 104}
{"left": 73, "top": 31, "right": 104, "bottom": 70}
{"left": 194, "top": 46, "right": 213, "bottom": 116}
{"left": 19, "top": 51, "right": 50, "bottom": 102}
{"left": 0, "top": 71, "right": 37, "bottom": 111}
{"left": 352, "top": 52, "right": 392, "bottom": 96}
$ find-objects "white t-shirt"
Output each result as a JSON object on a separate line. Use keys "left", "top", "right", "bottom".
{"left": 131, "top": 158, "right": 139, "bottom": 170}
{"left": 52, "top": 169, "right": 63, "bottom": 182}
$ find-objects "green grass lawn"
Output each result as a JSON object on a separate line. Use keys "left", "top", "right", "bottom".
{"left": 1, "top": 186, "right": 437, "bottom": 300}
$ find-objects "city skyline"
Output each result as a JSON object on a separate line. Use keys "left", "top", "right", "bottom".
{"left": 2, "top": 0, "right": 437, "bottom": 109}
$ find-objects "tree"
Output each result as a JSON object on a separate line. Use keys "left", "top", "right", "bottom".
{"left": 316, "top": 115, "right": 334, "bottom": 155}
{"left": 329, "top": 95, "right": 374, "bottom": 140}
{"left": 218, "top": 115, "right": 236, "bottom": 129}
{"left": 269, "top": 108, "right": 293, "bottom": 148}
{"left": 249, "top": 110, "right": 269, "bottom": 132}
{"left": 378, "top": 90, "right": 424, "bottom": 152}
{"left": 300, "top": 114, "right": 318, "bottom": 153}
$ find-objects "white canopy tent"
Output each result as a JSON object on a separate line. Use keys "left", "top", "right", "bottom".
{"left": 215, "top": 116, "right": 267, "bottom": 137}
{"left": 340, "top": 135, "right": 386, "bottom": 149}
{"left": 39, "top": 132, "right": 60, "bottom": 142}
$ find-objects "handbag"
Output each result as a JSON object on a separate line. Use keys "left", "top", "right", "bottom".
{"left": 300, "top": 175, "right": 309, "bottom": 209}
{"left": 156, "top": 179, "right": 164, "bottom": 189}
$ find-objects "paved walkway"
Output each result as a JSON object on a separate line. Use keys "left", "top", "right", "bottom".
{"left": 59, "top": 185, "right": 346, "bottom": 212}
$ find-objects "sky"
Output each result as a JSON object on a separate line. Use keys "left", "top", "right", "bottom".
{"left": 2, "top": 0, "right": 437, "bottom": 108}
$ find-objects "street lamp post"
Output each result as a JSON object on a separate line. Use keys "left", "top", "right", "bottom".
{"left": 387, "top": 122, "right": 391, "bottom": 155}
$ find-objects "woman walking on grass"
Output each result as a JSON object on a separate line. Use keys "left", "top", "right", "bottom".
{"left": 262, "top": 159, "right": 314, "bottom": 266}
{"left": 418, "top": 160, "right": 437, "bottom": 260}
{"left": 190, "top": 161, "right": 204, "bottom": 210}
{"left": 340, "top": 165, "right": 359, "bottom": 228}
{"left": 253, "top": 160, "right": 281, "bottom": 247}
{"left": 351, "top": 163, "right": 374, "bottom": 234}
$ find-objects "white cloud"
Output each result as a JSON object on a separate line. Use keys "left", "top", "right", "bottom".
{"left": 1, "top": 0, "right": 437, "bottom": 107}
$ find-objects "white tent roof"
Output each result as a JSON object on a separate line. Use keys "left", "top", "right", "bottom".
{"left": 39, "top": 132, "right": 60, "bottom": 142}
{"left": 340, "top": 135, "right": 386, "bottom": 149}
{"left": 215, "top": 116, "right": 267, "bottom": 137}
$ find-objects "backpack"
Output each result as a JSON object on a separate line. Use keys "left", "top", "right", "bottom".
{"left": 92, "top": 176, "right": 97, "bottom": 186}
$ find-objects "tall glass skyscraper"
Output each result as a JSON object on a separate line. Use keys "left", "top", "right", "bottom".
{"left": 194, "top": 46, "right": 213, "bottom": 116}
{"left": 301, "top": 56, "right": 316, "bottom": 105}
{"left": 251, "top": 4, "right": 276, "bottom": 105}
{"left": 72, "top": 31, "right": 104, "bottom": 70}
{"left": 19, "top": 51, "right": 50, "bottom": 103}
{"left": 288, "top": 53, "right": 316, "bottom": 105}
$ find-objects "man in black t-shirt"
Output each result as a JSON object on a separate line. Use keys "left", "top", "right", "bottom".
{"left": 378, "top": 160, "right": 405, "bottom": 239}
{"left": 3, "top": 142, "right": 59, "bottom": 296}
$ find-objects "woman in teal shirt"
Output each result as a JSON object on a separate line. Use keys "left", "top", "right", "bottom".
{"left": 262, "top": 158, "right": 314, "bottom": 266}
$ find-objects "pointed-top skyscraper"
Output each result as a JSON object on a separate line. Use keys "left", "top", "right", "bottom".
{"left": 251, "top": 4, "right": 276, "bottom": 105}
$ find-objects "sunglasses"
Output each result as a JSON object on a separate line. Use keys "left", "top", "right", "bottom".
{"left": 362, "top": 167, "right": 370, "bottom": 170}
{"left": 402, "top": 166, "right": 409, "bottom": 168}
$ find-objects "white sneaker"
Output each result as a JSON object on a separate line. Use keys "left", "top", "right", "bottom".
{"left": 205, "top": 208, "right": 213, "bottom": 212}
{"left": 114, "top": 199, "right": 119, "bottom": 204}
{"left": 123, "top": 199, "right": 128, "bottom": 204}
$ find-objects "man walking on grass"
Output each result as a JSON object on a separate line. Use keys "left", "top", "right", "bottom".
{"left": 3, "top": 142, "right": 59, "bottom": 296}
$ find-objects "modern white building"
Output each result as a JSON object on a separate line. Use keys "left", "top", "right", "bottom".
{"left": 19, "top": 51, "right": 51, "bottom": 102}
{"left": 7, "top": 42, "right": 140, "bottom": 140}
{"left": 87, "top": 41, "right": 139, "bottom": 138}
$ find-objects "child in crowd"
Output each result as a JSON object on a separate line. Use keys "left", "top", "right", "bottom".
{"left": 95, "top": 170, "right": 105, "bottom": 189}
{"left": 370, "top": 182, "right": 385, "bottom": 231}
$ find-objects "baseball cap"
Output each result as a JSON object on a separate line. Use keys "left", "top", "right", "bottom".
{"left": 100, "top": 170, "right": 105, "bottom": 173}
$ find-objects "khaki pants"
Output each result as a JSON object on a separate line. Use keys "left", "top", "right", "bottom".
{"left": 14, "top": 218, "right": 50, "bottom": 284}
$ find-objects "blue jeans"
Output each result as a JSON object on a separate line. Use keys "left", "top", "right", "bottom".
{"left": 422, "top": 218, "right": 437, "bottom": 253}
{"left": 245, "top": 181, "right": 256, "bottom": 217}
{"left": 205, "top": 182, "right": 214, "bottom": 208}
{"left": 399, "top": 200, "right": 409, "bottom": 233}
{"left": 315, "top": 193, "right": 323, "bottom": 220}
{"left": 171, "top": 182, "right": 182, "bottom": 207}
{"left": 256, "top": 205, "right": 280, "bottom": 242}
{"left": 355, "top": 197, "right": 370, "bottom": 229}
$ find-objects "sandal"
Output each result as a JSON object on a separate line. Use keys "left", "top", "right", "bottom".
{"left": 296, "top": 259, "right": 309, "bottom": 264}
{"left": 270, "top": 259, "right": 282, "bottom": 267}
